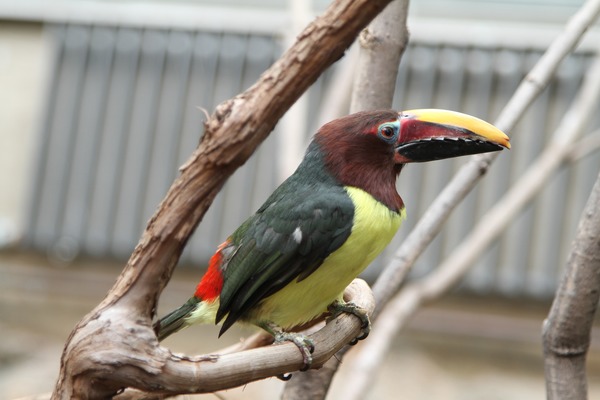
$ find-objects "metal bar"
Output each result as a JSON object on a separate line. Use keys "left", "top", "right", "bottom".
{"left": 33, "top": 24, "right": 90, "bottom": 259}
{"left": 84, "top": 27, "right": 142, "bottom": 257}
{"left": 111, "top": 29, "right": 168, "bottom": 258}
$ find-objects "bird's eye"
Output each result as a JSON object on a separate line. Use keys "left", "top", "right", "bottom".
{"left": 379, "top": 125, "right": 396, "bottom": 140}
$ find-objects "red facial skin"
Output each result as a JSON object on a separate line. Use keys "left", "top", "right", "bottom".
{"left": 315, "top": 110, "right": 404, "bottom": 212}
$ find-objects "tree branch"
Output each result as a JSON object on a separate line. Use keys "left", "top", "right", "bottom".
{"left": 350, "top": 0, "right": 410, "bottom": 111}
{"left": 106, "top": 280, "right": 371, "bottom": 398}
{"left": 543, "top": 171, "right": 600, "bottom": 399}
{"left": 567, "top": 128, "right": 600, "bottom": 162}
{"left": 34, "top": 281, "right": 375, "bottom": 400}
{"left": 51, "top": 0, "right": 394, "bottom": 398}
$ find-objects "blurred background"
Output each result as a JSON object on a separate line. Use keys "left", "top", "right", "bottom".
{"left": 1, "top": 0, "right": 600, "bottom": 398}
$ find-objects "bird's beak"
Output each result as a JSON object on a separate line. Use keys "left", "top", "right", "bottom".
{"left": 395, "top": 109, "right": 510, "bottom": 163}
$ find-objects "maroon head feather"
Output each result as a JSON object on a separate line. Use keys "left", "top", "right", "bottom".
{"left": 313, "top": 110, "right": 404, "bottom": 212}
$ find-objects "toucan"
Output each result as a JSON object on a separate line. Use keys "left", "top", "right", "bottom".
{"left": 155, "top": 109, "right": 510, "bottom": 368}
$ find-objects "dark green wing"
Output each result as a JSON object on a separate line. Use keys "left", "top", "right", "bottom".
{"left": 216, "top": 185, "right": 354, "bottom": 335}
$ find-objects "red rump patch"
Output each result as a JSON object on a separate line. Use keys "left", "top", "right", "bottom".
{"left": 194, "top": 240, "right": 228, "bottom": 301}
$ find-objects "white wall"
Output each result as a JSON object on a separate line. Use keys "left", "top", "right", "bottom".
{"left": 0, "top": 22, "right": 45, "bottom": 245}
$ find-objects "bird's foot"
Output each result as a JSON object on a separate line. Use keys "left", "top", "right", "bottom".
{"left": 273, "top": 331, "right": 315, "bottom": 371}
{"left": 327, "top": 300, "right": 371, "bottom": 345}
{"left": 260, "top": 322, "right": 315, "bottom": 373}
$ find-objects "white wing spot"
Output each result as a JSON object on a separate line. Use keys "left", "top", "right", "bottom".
{"left": 293, "top": 227, "right": 303, "bottom": 243}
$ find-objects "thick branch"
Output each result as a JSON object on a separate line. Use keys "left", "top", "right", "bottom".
{"left": 543, "top": 173, "right": 600, "bottom": 399}
{"left": 114, "top": 280, "right": 371, "bottom": 397}
{"left": 350, "top": 0, "right": 410, "bottom": 112}
{"left": 43, "top": 281, "right": 372, "bottom": 400}
{"left": 52, "top": 0, "right": 394, "bottom": 398}
{"left": 59, "top": 279, "right": 375, "bottom": 399}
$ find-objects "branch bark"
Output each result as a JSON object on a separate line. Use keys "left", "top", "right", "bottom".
{"left": 37, "top": 281, "right": 375, "bottom": 400}
{"left": 51, "top": 0, "right": 394, "bottom": 398}
{"left": 350, "top": 0, "right": 410, "bottom": 111}
{"left": 543, "top": 171, "right": 600, "bottom": 399}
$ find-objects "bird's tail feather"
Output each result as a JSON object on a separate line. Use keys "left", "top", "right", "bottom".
{"left": 155, "top": 297, "right": 200, "bottom": 341}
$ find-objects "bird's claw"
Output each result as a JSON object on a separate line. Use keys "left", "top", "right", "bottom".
{"left": 277, "top": 372, "right": 293, "bottom": 381}
{"left": 328, "top": 301, "right": 371, "bottom": 344}
{"left": 274, "top": 331, "right": 315, "bottom": 372}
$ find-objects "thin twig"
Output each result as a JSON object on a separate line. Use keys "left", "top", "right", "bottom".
{"left": 567, "top": 128, "right": 600, "bottom": 162}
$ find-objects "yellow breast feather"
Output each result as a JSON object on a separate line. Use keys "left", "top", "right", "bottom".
{"left": 254, "top": 186, "right": 404, "bottom": 328}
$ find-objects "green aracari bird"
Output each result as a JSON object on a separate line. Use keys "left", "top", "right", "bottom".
{"left": 155, "top": 109, "right": 510, "bottom": 369}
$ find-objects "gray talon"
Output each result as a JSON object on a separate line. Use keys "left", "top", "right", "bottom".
{"left": 328, "top": 301, "right": 371, "bottom": 343}
{"left": 261, "top": 322, "right": 314, "bottom": 371}
{"left": 277, "top": 373, "right": 293, "bottom": 381}
{"left": 274, "top": 331, "right": 315, "bottom": 371}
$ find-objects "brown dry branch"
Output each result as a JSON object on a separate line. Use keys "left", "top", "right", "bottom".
{"left": 36, "top": 281, "right": 371, "bottom": 400}
{"left": 51, "top": 0, "right": 394, "bottom": 398}
{"left": 55, "top": 279, "right": 373, "bottom": 400}
{"left": 543, "top": 171, "right": 600, "bottom": 399}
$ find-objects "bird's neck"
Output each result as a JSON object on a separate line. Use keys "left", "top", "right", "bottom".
{"left": 297, "top": 141, "right": 404, "bottom": 213}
